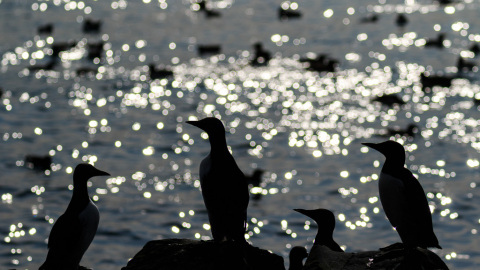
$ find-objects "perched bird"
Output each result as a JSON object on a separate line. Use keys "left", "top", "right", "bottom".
{"left": 288, "top": 246, "right": 308, "bottom": 270}
{"left": 294, "top": 208, "right": 343, "bottom": 252}
{"left": 39, "top": 163, "right": 110, "bottom": 270}
{"left": 250, "top": 42, "right": 272, "bottom": 67}
{"left": 424, "top": 33, "right": 445, "bottom": 48}
{"left": 187, "top": 117, "right": 249, "bottom": 243}
{"left": 361, "top": 141, "right": 441, "bottom": 250}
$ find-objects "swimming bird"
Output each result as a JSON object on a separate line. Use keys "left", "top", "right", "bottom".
{"left": 360, "top": 14, "right": 379, "bottom": 23}
{"left": 424, "top": 33, "right": 445, "bottom": 48}
{"left": 278, "top": 4, "right": 302, "bottom": 20}
{"left": 382, "top": 124, "right": 419, "bottom": 138}
{"left": 38, "top": 23, "right": 54, "bottom": 35}
{"left": 82, "top": 19, "right": 101, "bottom": 33}
{"left": 395, "top": 14, "right": 408, "bottom": 28}
{"left": 288, "top": 246, "right": 308, "bottom": 270}
{"left": 294, "top": 208, "right": 343, "bottom": 252}
{"left": 420, "top": 72, "right": 454, "bottom": 92}
{"left": 25, "top": 154, "right": 52, "bottom": 171}
{"left": 457, "top": 57, "right": 477, "bottom": 73}
{"left": 148, "top": 63, "right": 174, "bottom": 80}
{"left": 187, "top": 117, "right": 249, "bottom": 243}
{"left": 300, "top": 54, "right": 338, "bottom": 73}
{"left": 39, "top": 163, "right": 110, "bottom": 270}
{"left": 197, "top": 44, "right": 222, "bottom": 56}
{"left": 361, "top": 141, "right": 441, "bottom": 250}
{"left": 372, "top": 93, "right": 406, "bottom": 107}
{"left": 250, "top": 42, "right": 272, "bottom": 67}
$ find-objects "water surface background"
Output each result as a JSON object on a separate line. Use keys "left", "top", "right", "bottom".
{"left": 1, "top": 0, "right": 480, "bottom": 269}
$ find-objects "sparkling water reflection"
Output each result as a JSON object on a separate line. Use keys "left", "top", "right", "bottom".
{"left": 1, "top": 0, "right": 480, "bottom": 269}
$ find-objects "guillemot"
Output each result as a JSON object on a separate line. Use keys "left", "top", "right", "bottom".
{"left": 187, "top": 117, "right": 249, "bottom": 243}
{"left": 39, "top": 163, "right": 110, "bottom": 270}
{"left": 362, "top": 141, "right": 441, "bottom": 250}
{"left": 288, "top": 246, "right": 308, "bottom": 270}
{"left": 294, "top": 208, "right": 343, "bottom": 252}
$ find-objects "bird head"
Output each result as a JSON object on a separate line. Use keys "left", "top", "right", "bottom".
{"left": 73, "top": 163, "right": 110, "bottom": 184}
{"left": 362, "top": 140, "right": 406, "bottom": 164}
{"left": 289, "top": 246, "right": 308, "bottom": 261}
{"left": 186, "top": 117, "right": 226, "bottom": 136}
{"left": 294, "top": 208, "right": 336, "bottom": 233}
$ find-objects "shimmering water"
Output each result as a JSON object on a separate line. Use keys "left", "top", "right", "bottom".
{"left": 2, "top": 0, "right": 480, "bottom": 269}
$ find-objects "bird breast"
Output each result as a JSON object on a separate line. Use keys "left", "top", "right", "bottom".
{"left": 78, "top": 200, "right": 99, "bottom": 254}
{"left": 379, "top": 172, "right": 407, "bottom": 228}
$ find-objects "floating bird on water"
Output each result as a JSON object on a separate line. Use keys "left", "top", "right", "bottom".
{"left": 197, "top": 44, "right": 222, "bottom": 56}
{"left": 395, "top": 14, "right": 408, "bottom": 27}
{"left": 278, "top": 3, "right": 302, "bottom": 20}
{"left": 469, "top": 43, "right": 480, "bottom": 55}
{"left": 40, "top": 163, "right": 110, "bottom": 270}
{"left": 372, "top": 93, "right": 406, "bottom": 107}
{"left": 360, "top": 14, "right": 379, "bottom": 23}
{"left": 424, "top": 33, "right": 445, "bottom": 48}
{"left": 288, "top": 246, "right": 308, "bottom": 270}
{"left": 361, "top": 141, "right": 441, "bottom": 250}
{"left": 457, "top": 56, "right": 477, "bottom": 73}
{"left": 250, "top": 42, "right": 272, "bottom": 67}
{"left": 300, "top": 54, "right": 338, "bottom": 73}
{"left": 294, "top": 208, "right": 343, "bottom": 252}
{"left": 420, "top": 72, "right": 454, "bottom": 92}
{"left": 82, "top": 18, "right": 101, "bottom": 33}
{"left": 38, "top": 23, "right": 54, "bottom": 35}
{"left": 379, "top": 124, "right": 419, "bottom": 138}
{"left": 25, "top": 154, "right": 52, "bottom": 171}
{"left": 148, "top": 63, "right": 174, "bottom": 80}
{"left": 187, "top": 117, "right": 249, "bottom": 243}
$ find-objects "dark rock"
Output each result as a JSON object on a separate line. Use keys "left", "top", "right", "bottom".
{"left": 303, "top": 244, "right": 448, "bottom": 270}
{"left": 122, "top": 239, "right": 285, "bottom": 270}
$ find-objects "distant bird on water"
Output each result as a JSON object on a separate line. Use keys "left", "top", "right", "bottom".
{"left": 372, "top": 93, "right": 406, "bottom": 107}
{"left": 424, "top": 33, "right": 445, "bottom": 48}
{"left": 294, "top": 208, "right": 343, "bottom": 252}
{"left": 187, "top": 117, "right": 249, "bottom": 243}
{"left": 25, "top": 154, "right": 52, "bottom": 171}
{"left": 250, "top": 42, "right": 272, "bottom": 66}
{"left": 39, "top": 163, "right": 110, "bottom": 270}
{"left": 82, "top": 18, "right": 101, "bottom": 33}
{"left": 288, "top": 246, "right": 308, "bottom": 270}
{"left": 362, "top": 141, "right": 441, "bottom": 250}
{"left": 395, "top": 14, "right": 408, "bottom": 28}
{"left": 38, "top": 23, "right": 54, "bottom": 35}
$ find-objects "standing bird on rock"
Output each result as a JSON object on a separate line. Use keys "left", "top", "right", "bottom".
{"left": 294, "top": 208, "right": 343, "bottom": 252}
{"left": 40, "top": 163, "right": 110, "bottom": 270}
{"left": 187, "top": 117, "right": 249, "bottom": 243}
{"left": 362, "top": 141, "right": 441, "bottom": 250}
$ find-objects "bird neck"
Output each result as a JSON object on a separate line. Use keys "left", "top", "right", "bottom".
{"left": 67, "top": 177, "right": 91, "bottom": 213}
{"left": 382, "top": 156, "right": 405, "bottom": 175}
{"left": 208, "top": 133, "right": 229, "bottom": 155}
{"left": 314, "top": 230, "right": 334, "bottom": 246}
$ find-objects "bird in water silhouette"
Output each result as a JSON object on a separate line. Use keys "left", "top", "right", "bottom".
{"left": 294, "top": 208, "right": 343, "bottom": 252}
{"left": 39, "top": 163, "right": 110, "bottom": 270}
{"left": 362, "top": 141, "right": 441, "bottom": 250}
{"left": 187, "top": 117, "right": 249, "bottom": 243}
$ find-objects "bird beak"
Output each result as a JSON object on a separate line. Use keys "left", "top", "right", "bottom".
{"left": 294, "top": 209, "right": 314, "bottom": 219}
{"left": 362, "top": 142, "right": 379, "bottom": 151}
{"left": 186, "top": 120, "right": 200, "bottom": 128}
{"left": 95, "top": 168, "right": 110, "bottom": 177}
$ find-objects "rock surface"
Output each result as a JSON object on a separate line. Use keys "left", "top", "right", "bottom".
{"left": 121, "top": 238, "right": 285, "bottom": 270}
{"left": 303, "top": 243, "right": 449, "bottom": 270}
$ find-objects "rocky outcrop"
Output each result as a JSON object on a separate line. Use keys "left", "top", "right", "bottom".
{"left": 121, "top": 239, "right": 285, "bottom": 270}
{"left": 303, "top": 243, "right": 449, "bottom": 270}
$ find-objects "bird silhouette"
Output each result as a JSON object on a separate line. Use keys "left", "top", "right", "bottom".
{"left": 39, "top": 163, "right": 110, "bottom": 270}
{"left": 187, "top": 117, "right": 249, "bottom": 243}
{"left": 294, "top": 208, "right": 343, "bottom": 252}
{"left": 288, "top": 246, "right": 308, "bottom": 270}
{"left": 362, "top": 141, "right": 441, "bottom": 250}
